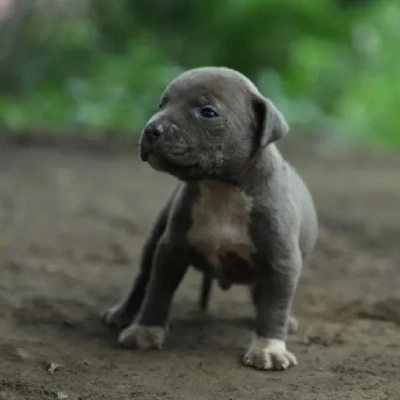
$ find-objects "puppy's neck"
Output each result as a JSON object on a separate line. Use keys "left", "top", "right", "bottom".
{"left": 198, "top": 180, "right": 243, "bottom": 197}
{"left": 237, "top": 144, "right": 283, "bottom": 188}
{"left": 197, "top": 145, "right": 282, "bottom": 191}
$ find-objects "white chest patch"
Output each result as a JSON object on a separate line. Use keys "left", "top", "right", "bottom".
{"left": 187, "top": 182, "right": 256, "bottom": 272}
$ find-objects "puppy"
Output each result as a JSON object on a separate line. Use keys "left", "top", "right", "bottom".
{"left": 103, "top": 67, "right": 318, "bottom": 371}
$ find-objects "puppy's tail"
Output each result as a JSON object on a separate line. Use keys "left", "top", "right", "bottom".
{"left": 199, "top": 273, "right": 213, "bottom": 312}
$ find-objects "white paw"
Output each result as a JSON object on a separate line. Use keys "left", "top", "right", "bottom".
{"left": 118, "top": 324, "right": 166, "bottom": 349}
{"left": 243, "top": 336, "right": 297, "bottom": 371}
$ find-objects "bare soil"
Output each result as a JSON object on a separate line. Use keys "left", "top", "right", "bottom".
{"left": 0, "top": 138, "right": 399, "bottom": 400}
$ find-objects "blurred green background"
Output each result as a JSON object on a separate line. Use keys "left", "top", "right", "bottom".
{"left": 0, "top": 0, "right": 399, "bottom": 151}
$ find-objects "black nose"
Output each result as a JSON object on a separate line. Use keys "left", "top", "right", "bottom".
{"left": 144, "top": 123, "right": 163, "bottom": 142}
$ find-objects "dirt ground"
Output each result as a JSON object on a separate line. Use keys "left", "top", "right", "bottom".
{"left": 0, "top": 138, "right": 399, "bottom": 400}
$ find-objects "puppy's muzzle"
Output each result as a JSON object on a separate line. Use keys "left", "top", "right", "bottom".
{"left": 140, "top": 120, "right": 192, "bottom": 164}
{"left": 140, "top": 123, "right": 164, "bottom": 161}
{"left": 144, "top": 123, "right": 164, "bottom": 143}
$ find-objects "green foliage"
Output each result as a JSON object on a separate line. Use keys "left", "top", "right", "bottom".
{"left": 0, "top": 0, "right": 399, "bottom": 150}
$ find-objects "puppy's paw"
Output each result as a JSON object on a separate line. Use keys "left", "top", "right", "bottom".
{"left": 243, "top": 336, "right": 297, "bottom": 371}
{"left": 118, "top": 324, "right": 166, "bottom": 349}
{"left": 101, "top": 304, "right": 131, "bottom": 329}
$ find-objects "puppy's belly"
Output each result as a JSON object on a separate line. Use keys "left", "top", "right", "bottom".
{"left": 193, "top": 252, "right": 258, "bottom": 286}
{"left": 187, "top": 182, "right": 257, "bottom": 287}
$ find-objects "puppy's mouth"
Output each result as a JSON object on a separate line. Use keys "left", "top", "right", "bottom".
{"left": 162, "top": 158, "right": 200, "bottom": 171}
{"left": 144, "top": 150, "right": 221, "bottom": 182}
{"left": 147, "top": 153, "right": 202, "bottom": 177}
{"left": 159, "top": 159, "right": 222, "bottom": 182}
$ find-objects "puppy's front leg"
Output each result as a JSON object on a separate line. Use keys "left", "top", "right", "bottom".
{"left": 118, "top": 240, "right": 189, "bottom": 349}
{"left": 102, "top": 200, "right": 170, "bottom": 329}
{"left": 244, "top": 250, "right": 301, "bottom": 371}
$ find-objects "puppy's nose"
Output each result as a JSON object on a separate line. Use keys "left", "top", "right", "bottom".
{"left": 143, "top": 123, "right": 163, "bottom": 142}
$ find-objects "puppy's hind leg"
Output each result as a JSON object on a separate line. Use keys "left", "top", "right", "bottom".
{"left": 102, "top": 195, "right": 172, "bottom": 329}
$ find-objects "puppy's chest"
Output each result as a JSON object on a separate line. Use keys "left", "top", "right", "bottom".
{"left": 187, "top": 185, "right": 256, "bottom": 271}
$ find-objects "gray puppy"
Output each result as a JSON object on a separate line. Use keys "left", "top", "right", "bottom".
{"left": 103, "top": 67, "right": 318, "bottom": 371}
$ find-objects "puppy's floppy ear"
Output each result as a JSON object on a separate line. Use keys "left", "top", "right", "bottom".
{"left": 252, "top": 94, "right": 289, "bottom": 148}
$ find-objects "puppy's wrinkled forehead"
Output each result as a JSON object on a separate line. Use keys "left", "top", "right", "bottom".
{"left": 161, "top": 67, "right": 258, "bottom": 108}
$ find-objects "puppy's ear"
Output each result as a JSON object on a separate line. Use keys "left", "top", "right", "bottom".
{"left": 252, "top": 95, "right": 289, "bottom": 148}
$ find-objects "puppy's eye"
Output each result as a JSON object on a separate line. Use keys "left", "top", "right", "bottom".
{"left": 200, "top": 106, "right": 219, "bottom": 119}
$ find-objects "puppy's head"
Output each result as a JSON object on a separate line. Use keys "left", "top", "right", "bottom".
{"left": 139, "top": 67, "right": 289, "bottom": 182}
